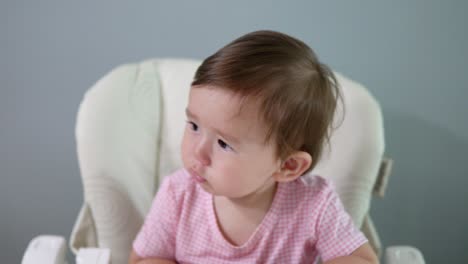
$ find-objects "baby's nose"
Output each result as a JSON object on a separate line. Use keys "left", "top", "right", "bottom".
{"left": 194, "top": 141, "right": 211, "bottom": 166}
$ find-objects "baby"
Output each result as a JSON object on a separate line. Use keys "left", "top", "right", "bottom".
{"left": 129, "top": 30, "right": 378, "bottom": 264}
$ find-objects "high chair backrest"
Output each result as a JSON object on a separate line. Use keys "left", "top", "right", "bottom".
{"left": 70, "top": 58, "right": 387, "bottom": 264}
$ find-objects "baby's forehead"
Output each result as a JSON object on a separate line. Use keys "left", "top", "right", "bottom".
{"left": 228, "top": 94, "right": 266, "bottom": 125}
{"left": 229, "top": 98, "right": 273, "bottom": 141}
{"left": 189, "top": 85, "right": 272, "bottom": 142}
{"left": 202, "top": 86, "right": 262, "bottom": 120}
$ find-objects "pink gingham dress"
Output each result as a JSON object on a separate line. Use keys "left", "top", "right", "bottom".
{"left": 133, "top": 169, "right": 367, "bottom": 263}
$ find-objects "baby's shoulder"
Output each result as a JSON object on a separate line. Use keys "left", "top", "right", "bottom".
{"left": 162, "top": 168, "right": 191, "bottom": 183}
{"left": 285, "top": 175, "right": 339, "bottom": 209}
{"left": 279, "top": 175, "right": 337, "bottom": 219}
{"left": 297, "top": 174, "right": 335, "bottom": 196}
{"left": 158, "top": 168, "right": 198, "bottom": 198}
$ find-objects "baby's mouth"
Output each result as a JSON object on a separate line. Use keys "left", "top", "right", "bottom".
{"left": 188, "top": 169, "right": 207, "bottom": 183}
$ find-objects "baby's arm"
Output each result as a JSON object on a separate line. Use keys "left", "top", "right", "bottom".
{"left": 130, "top": 173, "right": 183, "bottom": 264}
{"left": 323, "top": 243, "right": 378, "bottom": 264}
{"left": 128, "top": 249, "right": 177, "bottom": 264}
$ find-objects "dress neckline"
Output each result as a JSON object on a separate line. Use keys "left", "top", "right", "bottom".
{"left": 203, "top": 181, "right": 286, "bottom": 249}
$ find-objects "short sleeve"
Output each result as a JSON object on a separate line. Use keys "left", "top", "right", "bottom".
{"left": 315, "top": 183, "right": 368, "bottom": 262}
{"left": 132, "top": 176, "right": 179, "bottom": 259}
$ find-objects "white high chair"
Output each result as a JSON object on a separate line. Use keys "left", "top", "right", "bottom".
{"left": 23, "top": 59, "right": 425, "bottom": 264}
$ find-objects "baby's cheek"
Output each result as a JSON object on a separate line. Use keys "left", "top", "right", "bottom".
{"left": 217, "top": 164, "right": 242, "bottom": 188}
{"left": 180, "top": 136, "right": 192, "bottom": 167}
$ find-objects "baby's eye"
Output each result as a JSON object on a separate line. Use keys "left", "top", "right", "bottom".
{"left": 218, "top": 139, "right": 233, "bottom": 151}
{"left": 187, "top": 121, "right": 198, "bottom": 131}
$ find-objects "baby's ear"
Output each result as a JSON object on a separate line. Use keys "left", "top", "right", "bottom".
{"left": 274, "top": 151, "right": 312, "bottom": 182}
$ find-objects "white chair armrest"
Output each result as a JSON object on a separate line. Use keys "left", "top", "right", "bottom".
{"left": 22, "top": 235, "right": 67, "bottom": 264}
{"left": 76, "top": 248, "right": 111, "bottom": 264}
{"left": 22, "top": 235, "right": 111, "bottom": 264}
{"left": 385, "top": 246, "right": 425, "bottom": 264}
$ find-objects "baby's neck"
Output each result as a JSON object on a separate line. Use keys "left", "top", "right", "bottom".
{"left": 215, "top": 182, "right": 278, "bottom": 212}
{"left": 213, "top": 182, "right": 279, "bottom": 246}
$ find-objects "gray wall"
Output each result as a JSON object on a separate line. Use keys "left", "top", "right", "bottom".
{"left": 2, "top": 1, "right": 467, "bottom": 263}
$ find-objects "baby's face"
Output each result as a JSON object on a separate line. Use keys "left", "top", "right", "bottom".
{"left": 181, "top": 85, "right": 281, "bottom": 198}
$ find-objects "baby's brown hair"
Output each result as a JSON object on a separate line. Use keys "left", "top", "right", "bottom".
{"left": 192, "top": 30, "right": 341, "bottom": 173}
